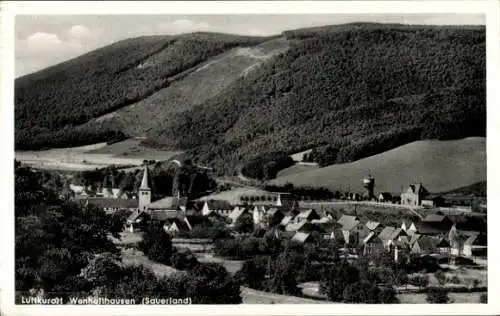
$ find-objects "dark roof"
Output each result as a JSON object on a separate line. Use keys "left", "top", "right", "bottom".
{"left": 185, "top": 215, "right": 212, "bottom": 228}
{"left": 464, "top": 233, "right": 487, "bottom": 246}
{"left": 127, "top": 210, "right": 146, "bottom": 222}
{"left": 379, "top": 192, "right": 393, "bottom": 199}
{"left": 423, "top": 214, "right": 449, "bottom": 222}
{"left": 85, "top": 197, "right": 138, "bottom": 209}
{"left": 415, "top": 221, "right": 451, "bottom": 235}
{"left": 378, "top": 226, "right": 396, "bottom": 241}
{"left": 165, "top": 218, "right": 190, "bottom": 231}
{"left": 150, "top": 210, "right": 181, "bottom": 221}
{"left": 414, "top": 236, "right": 450, "bottom": 252}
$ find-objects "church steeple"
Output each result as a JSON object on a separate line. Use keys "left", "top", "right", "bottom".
{"left": 140, "top": 167, "right": 150, "bottom": 190}
{"left": 139, "top": 167, "right": 151, "bottom": 211}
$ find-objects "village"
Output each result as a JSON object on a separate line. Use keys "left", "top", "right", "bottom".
{"left": 56, "top": 164, "right": 488, "bottom": 303}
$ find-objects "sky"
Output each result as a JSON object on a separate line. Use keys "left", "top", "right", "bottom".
{"left": 15, "top": 14, "right": 485, "bottom": 77}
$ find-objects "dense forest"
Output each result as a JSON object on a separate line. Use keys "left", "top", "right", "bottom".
{"left": 145, "top": 24, "right": 485, "bottom": 176}
{"left": 15, "top": 33, "right": 269, "bottom": 150}
{"left": 16, "top": 23, "right": 485, "bottom": 179}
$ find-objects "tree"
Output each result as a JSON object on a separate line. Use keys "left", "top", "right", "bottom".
{"left": 234, "top": 213, "right": 254, "bottom": 234}
{"left": 139, "top": 221, "right": 174, "bottom": 265}
{"left": 321, "top": 261, "right": 360, "bottom": 302}
{"left": 479, "top": 293, "right": 487, "bottom": 303}
{"left": 185, "top": 262, "right": 242, "bottom": 304}
{"left": 235, "top": 256, "right": 267, "bottom": 290}
{"left": 426, "top": 288, "right": 450, "bottom": 304}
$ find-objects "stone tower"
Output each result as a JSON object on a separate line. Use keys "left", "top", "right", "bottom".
{"left": 363, "top": 174, "right": 375, "bottom": 200}
{"left": 139, "top": 167, "right": 151, "bottom": 211}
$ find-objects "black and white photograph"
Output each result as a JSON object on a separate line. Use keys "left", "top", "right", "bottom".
{"left": 1, "top": 1, "right": 499, "bottom": 315}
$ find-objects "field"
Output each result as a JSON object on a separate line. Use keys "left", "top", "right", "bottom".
{"left": 197, "top": 186, "right": 273, "bottom": 204}
{"left": 15, "top": 138, "right": 181, "bottom": 171}
{"left": 271, "top": 138, "right": 486, "bottom": 194}
{"left": 277, "top": 163, "right": 320, "bottom": 177}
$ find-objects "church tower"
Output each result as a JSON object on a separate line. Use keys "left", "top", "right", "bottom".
{"left": 139, "top": 167, "right": 151, "bottom": 211}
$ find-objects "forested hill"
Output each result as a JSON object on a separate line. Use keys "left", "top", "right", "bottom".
{"left": 16, "top": 23, "right": 485, "bottom": 178}
{"left": 145, "top": 23, "right": 486, "bottom": 176}
{"left": 15, "top": 32, "right": 271, "bottom": 149}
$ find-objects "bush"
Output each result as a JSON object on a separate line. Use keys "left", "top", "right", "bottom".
{"left": 426, "top": 288, "right": 450, "bottom": 304}
{"left": 170, "top": 249, "right": 199, "bottom": 271}
{"left": 479, "top": 293, "right": 487, "bottom": 303}
{"left": 139, "top": 221, "right": 174, "bottom": 265}
{"left": 434, "top": 270, "right": 446, "bottom": 285}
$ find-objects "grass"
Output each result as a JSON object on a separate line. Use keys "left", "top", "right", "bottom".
{"left": 397, "top": 292, "right": 486, "bottom": 304}
{"left": 277, "top": 163, "right": 320, "bottom": 177}
{"left": 86, "top": 137, "right": 183, "bottom": 160}
{"left": 271, "top": 138, "right": 486, "bottom": 194}
{"left": 197, "top": 186, "right": 275, "bottom": 204}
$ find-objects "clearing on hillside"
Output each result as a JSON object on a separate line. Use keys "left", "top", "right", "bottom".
{"left": 86, "top": 137, "right": 183, "bottom": 160}
{"left": 271, "top": 137, "right": 486, "bottom": 194}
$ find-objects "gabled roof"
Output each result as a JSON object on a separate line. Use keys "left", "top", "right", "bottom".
{"left": 147, "top": 196, "right": 188, "bottom": 210}
{"left": 464, "top": 233, "right": 486, "bottom": 246}
{"left": 285, "top": 221, "right": 308, "bottom": 232}
{"left": 409, "top": 233, "right": 421, "bottom": 246}
{"left": 185, "top": 215, "right": 212, "bottom": 228}
{"left": 280, "top": 214, "right": 295, "bottom": 227}
{"left": 337, "top": 214, "right": 359, "bottom": 227}
{"left": 363, "top": 231, "right": 377, "bottom": 244}
{"left": 378, "top": 226, "right": 396, "bottom": 241}
{"left": 414, "top": 236, "right": 450, "bottom": 252}
{"left": 127, "top": 210, "right": 146, "bottom": 223}
{"left": 379, "top": 192, "right": 393, "bottom": 199}
{"left": 85, "top": 197, "right": 138, "bottom": 209}
{"left": 165, "top": 218, "right": 190, "bottom": 232}
{"left": 150, "top": 210, "right": 181, "bottom": 221}
{"left": 228, "top": 206, "right": 248, "bottom": 223}
{"left": 267, "top": 207, "right": 284, "bottom": 218}
{"left": 423, "top": 214, "right": 448, "bottom": 222}
{"left": 291, "top": 232, "right": 312, "bottom": 244}
{"left": 366, "top": 221, "right": 381, "bottom": 231}
{"left": 296, "top": 209, "right": 318, "bottom": 220}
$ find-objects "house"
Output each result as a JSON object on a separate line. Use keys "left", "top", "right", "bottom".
{"left": 463, "top": 233, "right": 487, "bottom": 257}
{"left": 164, "top": 218, "right": 191, "bottom": 234}
{"left": 401, "top": 221, "right": 417, "bottom": 235}
{"left": 365, "top": 221, "right": 383, "bottom": 234}
{"left": 337, "top": 215, "right": 364, "bottom": 245}
{"left": 411, "top": 236, "right": 450, "bottom": 256}
{"left": 449, "top": 225, "right": 487, "bottom": 258}
{"left": 124, "top": 210, "right": 150, "bottom": 232}
{"left": 84, "top": 197, "right": 139, "bottom": 213}
{"left": 401, "top": 183, "right": 429, "bottom": 206}
{"left": 266, "top": 208, "right": 285, "bottom": 227}
{"left": 421, "top": 194, "right": 445, "bottom": 208}
{"left": 291, "top": 232, "right": 315, "bottom": 244}
{"left": 378, "top": 192, "right": 393, "bottom": 203}
{"left": 377, "top": 226, "right": 407, "bottom": 250}
{"left": 201, "top": 200, "right": 233, "bottom": 217}
{"left": 295, "top": 209, "right": 320, "bottom": 222}
{"left": 362, "top": 232, "right": 384, "bottom": 255}
{"left": 415, "top": 214, "right": 454, "bottom": 235}
{"left": 252, "top": 206, "right": 267, "bottom": 227}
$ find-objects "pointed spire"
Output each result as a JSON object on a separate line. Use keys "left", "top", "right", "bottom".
{"left": 140, "top": 167, "right": 150, "bottom": 190}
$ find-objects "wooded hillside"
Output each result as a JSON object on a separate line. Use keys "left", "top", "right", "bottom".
{"left": 16, "top": 23, "right": 485, "bottom": 178}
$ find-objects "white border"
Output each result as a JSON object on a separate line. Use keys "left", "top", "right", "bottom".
{"left": 1, "top": 1, "right": 499, "bottom": 315}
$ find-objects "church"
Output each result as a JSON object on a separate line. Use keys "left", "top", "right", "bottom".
{"left": 124, "top": 167, "right": 208, "bottom": 233}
